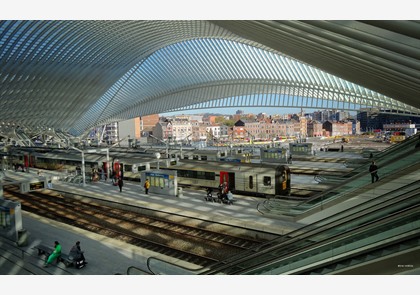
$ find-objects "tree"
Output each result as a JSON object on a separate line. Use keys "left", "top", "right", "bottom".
{"left": 215, "top": 117, "right": 235, "bottom": 127}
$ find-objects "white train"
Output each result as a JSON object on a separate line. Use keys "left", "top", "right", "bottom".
{"left": 7, "top": 146, "right": 291, "bottom": 198}
{"left": 162, "top": 159, "right": 291, "bottom": 198}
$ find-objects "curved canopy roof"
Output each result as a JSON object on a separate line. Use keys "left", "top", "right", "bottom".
{"left": 0, "top": 20, "right": 419, "bottom": 136}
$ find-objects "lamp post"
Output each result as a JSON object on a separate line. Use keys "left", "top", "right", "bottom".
{"left": 85, "top": 148, "right": 110, "bottom": 182}
{"left": 155, "top": 152, "right": 161, "bottom": 169}
{"left": 149, "top": 134, "right": 169, "bottom": 158}
{"left": 69, "top": 146, "right": 86, "bottom": 187}
{"left": 68, "top": 135, "right": 131, "bottom": 186}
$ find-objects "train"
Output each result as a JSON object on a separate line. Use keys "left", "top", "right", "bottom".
{"left": 163, "top": 159, "right": 291, "bottom": 197}
{"left": 4, "top": 146, "right": 291, "bottom": 198}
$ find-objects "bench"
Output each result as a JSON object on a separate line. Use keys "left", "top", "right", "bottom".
{"left": 34, "top": 244, "right": 55, "bottom": 257}
{"left": 33, "top": 244, "right": 61, "bottom": 264}
{"left": 34, "top": 244, "right": 86, "bottom": 268}
{"left": 59, "top": 253, "right": 75, "bottom": 267}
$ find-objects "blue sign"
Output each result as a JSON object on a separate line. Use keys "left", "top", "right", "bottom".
{"left": 146, "top": 172, "right": 169, "bottom": 179}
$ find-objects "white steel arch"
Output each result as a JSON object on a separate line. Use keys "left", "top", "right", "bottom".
{"left": 0, "top": 20, "right": 419, "bottom": 136}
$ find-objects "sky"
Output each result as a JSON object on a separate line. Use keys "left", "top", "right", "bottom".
{"left": 160, "top": 106, "right": 304, "bottom": 117}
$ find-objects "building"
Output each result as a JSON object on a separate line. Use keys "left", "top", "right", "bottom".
{"left": 357, "top": 108, "right": 420, "bottom": 132}
{"left": 307, "top": 120, "right": 323, "bottom": 137}
{"left": 140, "top": 114, "right": 160, "bottom": 137}
{"left": 322, "top": 120, "right": 354, "bottom": 137}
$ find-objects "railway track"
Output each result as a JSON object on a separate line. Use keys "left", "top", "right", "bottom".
{"left": 4, "top": 185, "right": 277, "bottom": 267}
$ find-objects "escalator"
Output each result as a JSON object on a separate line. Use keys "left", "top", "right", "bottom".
{"left": 199, "top": 182, "right": 420, "bottom": 275}
{"left": 258, "top": 145, "right": 420, "bottom": 218}
{"left": 318, "top": 134, "right": 420, "bottom": 183}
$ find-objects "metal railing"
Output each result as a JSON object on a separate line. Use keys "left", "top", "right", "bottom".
{"left": 200, "top": 182, "right": 420, "bottom": 275}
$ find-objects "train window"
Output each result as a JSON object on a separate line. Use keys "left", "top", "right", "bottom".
{"left": 249, "top": 176, "right": 253, "bottom": 189}
{"left": 193, "top": 155, "right": 199, "bottom": 160}
{"left": 197, "top": 171, "right": 206, "bottom": 179}
{"left": 197, "top": 171, "right": 212, "bottom": 179}
{"left": 124, "top": 165, "right": 132, "bottom": 172}
{"left": 200, "top": 156, "right": 207, "bottom": 161}
{"left": 263, "top": 176, "right": 271, "bottom": 186}
{"left": 205, "top": 172, "right": 215, "bottom": 180}
{"left": 179, "top": 170, "right": 194, "bottom": 178}
{"left": 137, "top": 166, "right": 146, "bottom": 172}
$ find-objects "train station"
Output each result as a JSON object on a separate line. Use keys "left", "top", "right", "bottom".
{"left": 0, "top": 7, "right": 419, "bottom": 295}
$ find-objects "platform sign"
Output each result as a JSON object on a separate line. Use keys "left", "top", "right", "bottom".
{"left": 260, "top": 147, "right": 288, "bottom": 163}
{"left": 29, "top": 181, "right": 45, "bottom": 190}
{"left": 145, "top": 172, "right": 170, "bottom": 179}
{"left": 141, "top": 169, "right": 177, "bottom": 197}
{"left": 20, "top": 179, "right": 47, "bottom": 193}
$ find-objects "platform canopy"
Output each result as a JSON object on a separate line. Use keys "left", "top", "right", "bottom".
{"left": 0, "top": 20, "right": 419, "bottom": 136}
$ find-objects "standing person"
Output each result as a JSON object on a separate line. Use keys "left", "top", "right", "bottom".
{"left": 369, "top": 161, "right": 379, "bottom": 183}
{"left": 118, "top": 177, "right": 123, "bottom": 192}
{"left": 144, "top": 178, "right": 150, "bottom": 194}
{"left": 44, "top": 241, "right": 61, "bottom": 267}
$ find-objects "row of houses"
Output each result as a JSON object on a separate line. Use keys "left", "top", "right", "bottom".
{"left": 151, "top": 117, "right": 360, "bottom": 143}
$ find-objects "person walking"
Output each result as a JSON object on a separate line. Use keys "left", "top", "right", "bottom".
{"left": 44, "top": 241, "right": 61, "bottom": 267}
{"left": 118, "top": 177, "right": 123, "bottom": 192}
{"left": 369, "top": 161, "right": 379, "bottom": 183}
{"left": 144, "top": 178, "right": 150, "bottom": 194}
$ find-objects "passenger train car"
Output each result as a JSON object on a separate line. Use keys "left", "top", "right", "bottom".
{"left": 164, "top": 160, "right": 291, "bottom": 197}
{"left": 5, "top": 147, "right": 291, "bottom": 197}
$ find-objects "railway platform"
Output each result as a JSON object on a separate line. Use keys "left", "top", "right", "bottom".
{"left": 1, "top": 168, "right": 305, "bottom": 275}
{"left": 2, "top": 147, "right": 418, "bottom": 276}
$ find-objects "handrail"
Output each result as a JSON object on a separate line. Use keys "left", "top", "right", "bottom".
{"left": 320, "top": 134, "right": 419, "bottom": 182}
{"left": 200, "top": 182, "right": 420, "bottom": 274}
{"left": 236, "top": 205, "right": 420, "bottom": 275}
{"left": 340, "top": 134, "right": 419, "bottom": 177}
{"left": 146, "top": 256, "right": 207, "bottom": 275}
{"left": 259, "top": 148, "right": 420, "bottom": 216}
{"left": 126, "top": 265, "right": 154, "bottom": 275}
{"left": 204, "top": 196, "right": 419, "bottom": 274}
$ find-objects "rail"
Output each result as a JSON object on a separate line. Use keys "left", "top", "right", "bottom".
{"left": 240, "top": 204, "right": 420, "bottom": 274}
{"left": 0, "top": 236, "right": 75, "bottom": 275}
{"left": 258, "top": 144, "right": 420, "bottom": 217}
{"left": 146, "top": 256, "right": 207, "bottom": 275}
{"left": 200, "top": 182, "right": 420, "bottom": 275}
{"left": 326, "top": 133, "right": 419, "bottom": 182}
{"left": 126, "top": 265, "right": 154, "bottom": 275}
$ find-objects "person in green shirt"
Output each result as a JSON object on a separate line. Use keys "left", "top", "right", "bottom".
{"left": 44, "top": 241, "right": 62, "bottom": 267}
